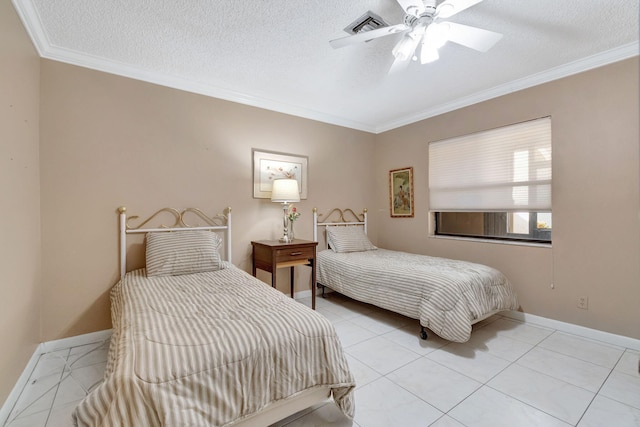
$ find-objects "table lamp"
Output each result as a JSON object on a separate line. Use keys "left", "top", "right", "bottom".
{"left": 271, "top": 178, "right": 300, "bottom": 242}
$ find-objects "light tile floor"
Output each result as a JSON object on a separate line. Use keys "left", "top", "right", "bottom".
{"left": 4, "top": 340, "right": 109, "bottom": 427}
{"left": 4, "top": 294, "right": 640, "bottom": 427}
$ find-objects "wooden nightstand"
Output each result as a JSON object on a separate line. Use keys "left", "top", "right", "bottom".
{"left": 251, "top": 239, "right": 318, "bottom": 310}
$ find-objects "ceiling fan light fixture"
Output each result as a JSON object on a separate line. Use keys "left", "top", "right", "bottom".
{"left": 409, "top": 21, "right": 429, "bottom": 38}
{"left": 426, "top": 23, "right": 450, "bottom": 49}
{"left": 392, "top": 33, "right": 419, "bottom": 61}
{"left": 420, "top": 43, "right": 440, "bottom": 64}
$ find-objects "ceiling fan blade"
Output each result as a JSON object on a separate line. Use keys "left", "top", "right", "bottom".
{"left": 436, "top": 0, "right": 483, "bottom": 19}
{"left": 396, "top": 0, "right": 425, "bottom": 16}
{"left": 446, "top": 22, "right": 502, "bottom": 52}
{"left": 329, "top": 23, "right": 408, "bottom": 49}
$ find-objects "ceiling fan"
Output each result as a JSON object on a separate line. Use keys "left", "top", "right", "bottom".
{"left": 330, "top": 0, "right": 503, "bottom": 72}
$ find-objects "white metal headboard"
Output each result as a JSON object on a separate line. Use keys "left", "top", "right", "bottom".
{"left": 118, "top": 206, "right": 232, "bottom": 279}
{"left": 313, "top": 208, "right": 368, "bottom": 249}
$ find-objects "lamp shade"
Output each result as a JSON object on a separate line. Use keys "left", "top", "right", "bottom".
{"left": 270, "top": 179, "right": 300, "bottom": 203}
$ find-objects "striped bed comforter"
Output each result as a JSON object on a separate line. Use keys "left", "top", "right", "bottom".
{"left": 73, "top": 265, "right": 355, "bottom": 426}
{"left": 317, "top": 249, "right": 518, "bottom": 342}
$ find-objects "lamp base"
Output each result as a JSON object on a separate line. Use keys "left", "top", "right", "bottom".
{"left": 279, "top": 202, "right": 290, "bottom": 243}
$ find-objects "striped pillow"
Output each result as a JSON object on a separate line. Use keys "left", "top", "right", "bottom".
{"left": 326, "top": 226, "right": 377, "bottom": 253}
{"left": 145, "top": 230, "right": 224, "bottom": 277}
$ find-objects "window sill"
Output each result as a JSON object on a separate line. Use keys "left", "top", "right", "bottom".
{"left": 429, "top": 234, "right": 552, "bottom": 248}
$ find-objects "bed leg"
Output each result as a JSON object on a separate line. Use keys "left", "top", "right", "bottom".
{"left": 320, "top": 284, "right": 326, "bottom": 298}
{"left": 419, "top": 326, "right": 428, "bottom": 340}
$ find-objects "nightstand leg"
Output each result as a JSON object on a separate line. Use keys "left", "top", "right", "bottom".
{"left": 311, "top": 259, "right": 316, "bottom": 310}
{"left": 290, "top": 266, "right": 294, "bottom": 298}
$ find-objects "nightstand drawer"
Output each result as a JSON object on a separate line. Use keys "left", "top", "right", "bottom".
{"left": 275, "top": 246, "right": 314, "bottom": 262}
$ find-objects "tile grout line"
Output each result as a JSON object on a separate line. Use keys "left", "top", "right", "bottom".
{"left": 7, "top": 342, "right": 110, "bottom": 427}
{"left": 8, "top": 297, "right": 640, "bottom": 427}
{"left": 429, "top": 332, "right": 543, "bottom": 425}
{"left": 440, "top": 329, "right": 573, "bottom": 427}
{"left": 6, "top": 352, "right": 65, "bottom": 426}
{"left": 42, "top": 351, "right": 70, "bottom": 427}
{"left": 578, "top": 350, "right": 639, "bottom": 417}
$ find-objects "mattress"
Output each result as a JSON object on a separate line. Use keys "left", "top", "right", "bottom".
{"left": 73, "top": 264, "right": 355, "bottom": 426}
{"left": 317, "top": 249, "right": 518, "bottom": 342}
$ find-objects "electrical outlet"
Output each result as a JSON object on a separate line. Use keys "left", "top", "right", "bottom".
{"left": 577, "top": 296, "right": 588, "bottom": 310}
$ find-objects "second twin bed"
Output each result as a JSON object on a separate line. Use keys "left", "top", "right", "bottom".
{"left": 313, "top": 208, "right": 519, "bottom": 343}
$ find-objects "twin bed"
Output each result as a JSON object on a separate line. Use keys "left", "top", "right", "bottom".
{"left": 313, "top": 208, "right": 519, "bottom": 343}
{"left": 73, "top": 207, "right": 355, "bottom": 427}
{"left": 73, "top": 204, "right": 518, "bottom": 426}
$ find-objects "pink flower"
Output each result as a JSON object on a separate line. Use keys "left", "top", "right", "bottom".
{"left": 288, "top": 204, "right": 301, "bottom": 222}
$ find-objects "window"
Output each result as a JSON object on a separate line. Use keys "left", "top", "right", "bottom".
{"left": 429, "top": 117, "right": 552, "bottom": 243}
{"left": 436, "top": 211, "right": 551, "bottom": 243}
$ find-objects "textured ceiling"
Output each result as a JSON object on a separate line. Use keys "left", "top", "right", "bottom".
{"left": 13, "top": 0, "right": 640, "bottom": 133}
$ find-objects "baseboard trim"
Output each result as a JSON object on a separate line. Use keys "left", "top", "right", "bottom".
{"left": 503, "top": 311, "right": 640, "bottom": 351}
{"left": 294, "top": 287, "right": 328, "bottom": 300}
{"left": 0, "top": 329, "right": 113, "bottom": 426}
{"left": 40, "top": 329, "right": 113, "bottom": 353}
{"left": 299, "top": 293, "right": 639, "bottom": 350}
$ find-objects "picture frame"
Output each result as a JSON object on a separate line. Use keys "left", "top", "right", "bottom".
{"left": 252, "top": 149, "right": 308, "bottom": 199}
{"left": 389, "top": 167, "right": 414, "bottom": 218}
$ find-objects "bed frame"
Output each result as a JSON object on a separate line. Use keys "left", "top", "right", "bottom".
{"left": 312, "top": 207, "right": 501, "bottom": 341}
{"left": 312, "top": 207, "right": 367, "bottom": 248}
{"left": 115, "top": 206, "right": 331, "bottom": 426}
{"left": 118, "top": 206, "right": 232, "bottom": 279}
{"left": 312, "top": 207, "right": 366, "bottom": 300}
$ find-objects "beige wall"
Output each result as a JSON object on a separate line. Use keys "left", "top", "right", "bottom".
{"left": 39, "top": 60, "right": 376, "bottom": 340}
{"left": 2, "top": 9, "right": 638, "bottom": 406}
{"left": 375, "top": 58, "right": 640, "bottom": 339}
{"left": 0, "top": 0, "right": 42, "bottom": 404}
{"left": 34, "top": 57, "right": 640, "bottom": 342}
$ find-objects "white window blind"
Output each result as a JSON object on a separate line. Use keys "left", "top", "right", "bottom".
{"left": 429, "top": 117, "right": 551, "bottom": 212}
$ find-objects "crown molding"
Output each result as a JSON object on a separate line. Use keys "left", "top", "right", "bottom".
{"left": 12, "top": 0, "right": 638, "bottom": 135}
{"left": 375, "top": 42, "right": 640, "bottom": 133}
{"left": 12, "top": 0, "right": 377, "bottom": 133}
{"left": 42, "top": 44, "right": 379, "bottom": 133}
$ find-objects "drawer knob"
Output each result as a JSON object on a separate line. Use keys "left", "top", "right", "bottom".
{"left": 290, "top": 252, "right": 303, "bottom": 256}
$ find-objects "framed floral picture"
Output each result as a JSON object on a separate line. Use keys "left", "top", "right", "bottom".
{"left": 252, "top": 149, "right": 308, "bottom": 199}
{"left": 389, "top": 167, "right": 414, "bottom": 217}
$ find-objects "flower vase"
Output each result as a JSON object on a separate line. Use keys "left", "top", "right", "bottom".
{"left": 288, "top": 222, "right": 295, "bottom": 241}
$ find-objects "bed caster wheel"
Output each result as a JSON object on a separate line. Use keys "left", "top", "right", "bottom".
{"left": 419, "top": 328, "right": 428, "bottom": 340}
{"left": 319, "top": 284, "right": 327, "bottom": 298}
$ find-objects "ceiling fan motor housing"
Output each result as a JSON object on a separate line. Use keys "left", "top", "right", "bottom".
{"left": 423, "top": 0, "right": 437, "bottom": 16}
{"left": 405, "top": 0, "right": 436, "bottom": 17}
{"left": 405, "top": 0, "right": 437, "bottom": 26}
